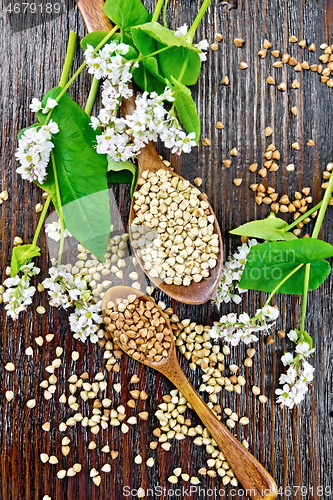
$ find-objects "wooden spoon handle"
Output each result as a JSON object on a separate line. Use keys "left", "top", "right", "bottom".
{"left": 165, "top": 365, "right": 277, "bottom": 500}
{"left": 75, "top": 0, "right": 112, "bottom": 32}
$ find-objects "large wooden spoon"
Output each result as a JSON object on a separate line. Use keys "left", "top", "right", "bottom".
{"left": 76, "top": 0, "right": 223, "bottom": 305}
{"left": 102, "top": 286, "right": 278, "bottom": 500}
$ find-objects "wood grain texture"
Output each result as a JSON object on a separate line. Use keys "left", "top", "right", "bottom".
{"left": 1, "top": 1, "right": 333, "bottom": 499}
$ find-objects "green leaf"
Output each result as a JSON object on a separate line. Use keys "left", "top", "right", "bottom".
{"left": 158, "top": 46, "right": 201, "bottom": 86}
{"left": 132, "top": 58, "right": 167, "bottom": 93}
{"left": 80, "top": 30, "right": 138, "bottom": 59}
{"left": 130, "top": 27, "right": 167, "bottom": 92}
{"left": 104, "top": 0, "right": 152, "bottom": 32}
{"left": 10, "top": 245, "right": 41, "bottom": 277}
{"left": 38, "top": 88, "right": 111, "bottom": 261}
{"left": 169, "top": 76, "right": 200, "bottom": 141}
{"left": 230, "top": 216, "right": 297, "bottom": 241}
{"left": 131, "top": 22, "right": 201, "bottom": 86}
{"left": 131, "top": 24, "right": 157, "bottom": 56}
{"left": 107, "top": 157, "right": 138, "bottom": 197}
{"left": 240, "top": 239, "right": 333, "bottom": 294}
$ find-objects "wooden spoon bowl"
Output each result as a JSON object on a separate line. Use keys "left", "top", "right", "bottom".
{"left": 102, "top": 286, "right": 277, "bottom": 500}
{"left": 125, "top": 136, "right": 224, "bottom": 306}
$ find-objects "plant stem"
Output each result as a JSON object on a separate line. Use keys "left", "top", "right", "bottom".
{"left": 178, "top": 52, "right": 189, "bottom": 83}
{"left": 152, "top": 0, "right": 165, "bottom": 22}
{"left": 285, "top": 201, "right": 322, "bottom": 232}
{"left": 187, "top": 0, "right": 212, "bottom": 42}
{"left": 137, "top": 45, "right": 172, "bottom": 62}
{"left": 311, "top": 175, "right": 333, "bottom": 239}
{"left": 58, "top": 223, "right": 65, "bottom": 268}
{"left": 31, "top": 195, "right": 51, "bottom": 248}
{"left": 50, "top": 151, "right": 65, "bottom": 266}
{"left": 44, "top": 25, "right": 119, "bottom": 125}
{"left": 299, "top": 173, "right": 333, "bottom": 332}
{"left": 85, "top": 77, "right": 100, "bottom": 116}
{"left": 265, "top": 263, "right": 304, "bottom": 306}
{"left": 59, "top": 31, "right": 77, "bottom": 88}
{"left": 300, "top": 263, "right": 310, "bottom": 334}
{"left": 163, "top": 0, "right": 170, "bottom": 27}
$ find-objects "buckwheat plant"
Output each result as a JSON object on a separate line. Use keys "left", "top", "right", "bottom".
{"left": 209, "top": 305, "right": 279, "bottom": 346}
{"left": 223, "top": 159, "right": 333, "bottom": 409}
{"left": 275, "top": 330, "right": 315, "bottom": 408}
{"left": 3, "top": 0, "right": 215, "bottom": 335}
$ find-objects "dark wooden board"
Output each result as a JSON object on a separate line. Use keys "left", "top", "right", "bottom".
{"left": 1, "top": 1, "right": 333, "bottom": 499}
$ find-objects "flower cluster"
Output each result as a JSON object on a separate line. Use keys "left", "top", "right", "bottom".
{"left": 3, "top": 263, "right": 40, "bottom": 319}
{"left": 212, "top": 239, "right": 258, "bottom": 306}
{"left": 209, "top": 305, "right": 279, "bottom": 346}
{"left": 86, "top": 40, "right": 197, "bottom": 161}
{"left": 174, "top": 24, "right": 209, "bottom": 61}
{"left": 93, "top": 85, "right": 197, "bottom": 162}
{"left": 43, "top": 265, "right": 103, "bottom": 342}
{"left": 84, "top": 42, "right": 133, "bottom": 82}
{"left": 275, "top": 330, "right": 315, "bottom": 409}
{"left": 15, "top": 120, "right": 59, "bottom": 184}
{"left": 45, "top": 220, "right": 72, "bottom": 241}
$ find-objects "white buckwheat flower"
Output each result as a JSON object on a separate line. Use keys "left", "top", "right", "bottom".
{"left": 29, "top": 98, "right": 42, "bottom": 112}
{"left": 212, "top": 239, "right": 258, "bottom": 306}
{"left": 281, "top": 352, "right": 294, "bottom": 366}
{"left": 3, "top": 263, "right": 40, "bottom": 319}
{"left": 174, "top": 24, "right": 188, "bottom": 38}
{"left": 69, "top": 302, "right": 103, "bottom": 343}
{"left": 93, "top": 83, "right": 196, "bottom": 163}
{"left": 295, "top": 341, "right": 315, "bottom": 357}
{"left": 43, "top": 264, "right": 102, "bottom": 342}
{"left": 45, "top": 220, "right": 72, "bottom": 241}
{"left": 194, "top": 39, "right": 209, "bottom": 61}
{"left": 15, "top": 120, "right": 59, "bottom": 184}
{"left": 261, "top": 305, "right": 280, "bottom": 321}
{"left": 42, "top": 98, "right": 58, "bottom": 114}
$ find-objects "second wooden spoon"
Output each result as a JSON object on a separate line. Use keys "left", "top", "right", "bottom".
{"left": 102, "top": 286, "right": 278, "bottom": 500}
